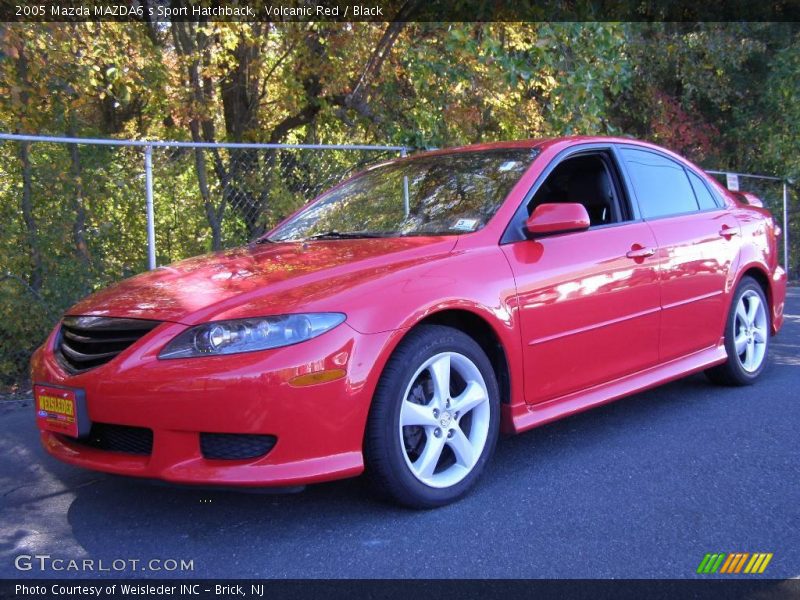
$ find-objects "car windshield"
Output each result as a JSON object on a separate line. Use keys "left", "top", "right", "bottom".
{"left": 267, "top": 149, "right": 539, "bottom": 241}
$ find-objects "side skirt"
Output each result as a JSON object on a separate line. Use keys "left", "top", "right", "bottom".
{"left": 503, "top": 344, "right": 728, "bottom": 434}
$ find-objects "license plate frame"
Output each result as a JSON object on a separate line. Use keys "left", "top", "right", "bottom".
{"left": 34, "top": 383, "right": 91, "bottom": 438}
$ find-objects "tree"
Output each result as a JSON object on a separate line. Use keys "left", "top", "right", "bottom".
{"left": 1, "top": 21, "right": 799, "bottom": 385}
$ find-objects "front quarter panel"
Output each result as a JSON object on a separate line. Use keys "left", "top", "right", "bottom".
{"left": 329, "top": 244, "right": 527, "bottom": 410}
{"left": 339, "top": 246, "right": 516, "bottom": 335}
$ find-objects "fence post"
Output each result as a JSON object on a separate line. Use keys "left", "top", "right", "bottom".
{"left": 144, "top": 145, "right": 157, "bottom": 270}
{"left": 783, "top": 181, "right": 790, "bottom": 273}
{"left": 400, "top": 147, "right": 409, "bottom": 216}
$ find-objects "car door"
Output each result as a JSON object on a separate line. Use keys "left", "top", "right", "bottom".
{"left": 501, "top": 149, "right": 661, "bottom": 405}
{"left": 618, "top": 147, "right": 740, "bottom": 362}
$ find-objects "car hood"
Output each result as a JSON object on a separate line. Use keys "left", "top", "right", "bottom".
{"left": 67, "top": 237, "right": 458, "bottom": 325}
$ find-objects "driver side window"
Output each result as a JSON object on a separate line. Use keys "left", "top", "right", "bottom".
{"left": 527, "top": 153, "right": 629, "bottom": 227}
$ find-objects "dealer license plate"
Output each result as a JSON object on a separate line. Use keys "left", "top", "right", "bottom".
{"left": 34, "top": 384, "right": 89, "bottom": 438}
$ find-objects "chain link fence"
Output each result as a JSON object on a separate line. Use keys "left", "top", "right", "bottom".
{"left": 0, "top": 134, "right": 796, "bottom": 385}
{"left": 0, "top": 135, "right": 403, "bottom": 383}
{"left": 149, "top": 144, "right": 403, "bottom": 264}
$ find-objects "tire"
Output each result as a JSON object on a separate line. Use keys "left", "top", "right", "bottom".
{"left": 705, "top": 276, "right": 771, "bottom": 386}
{"left": 364, "top": 324, "right": 500, "bottom": 509}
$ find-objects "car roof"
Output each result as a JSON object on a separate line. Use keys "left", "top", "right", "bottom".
{"left": 411, "top": 136, "right": 678, "bottom": 157}
{"left": 406, "top": 136, "right": 720, "bottom": 186}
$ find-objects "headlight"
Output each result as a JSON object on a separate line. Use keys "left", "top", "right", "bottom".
{"left": 158, "top": 313, "right": 346, "bottom": 359}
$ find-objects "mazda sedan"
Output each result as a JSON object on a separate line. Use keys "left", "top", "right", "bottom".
{"left": 31, "top": 137, "right": 787, "bottom": 508}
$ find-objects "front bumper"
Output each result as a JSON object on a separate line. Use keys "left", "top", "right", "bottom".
{"left": 31, "top": 320, "right": 391, "bottom": 487}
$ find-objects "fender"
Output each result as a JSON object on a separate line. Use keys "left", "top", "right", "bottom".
{"left": 346, "top": 241, "right": 532, "bottom": 439}
{"left": 353, "top": 295, "right": 526, "bottom": 430}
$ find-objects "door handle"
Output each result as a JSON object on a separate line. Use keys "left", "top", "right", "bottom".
{"left": 626, "top": 246, "right": 656, "bottom": 259}
{"left": 719, "top": 225, "right": 739, "bottom": 238}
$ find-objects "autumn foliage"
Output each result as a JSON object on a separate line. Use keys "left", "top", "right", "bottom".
{"left": 0, "top": 21, "right": 798, "bottom": 386}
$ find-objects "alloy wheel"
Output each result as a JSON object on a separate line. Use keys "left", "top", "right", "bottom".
{"left": 733, "top": 289, "right": 768, "bottom": 373}
{"left": 397, "top": 352, "right": 491, "bottom": 488}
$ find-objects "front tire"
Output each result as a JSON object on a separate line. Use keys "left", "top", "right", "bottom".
{"left": 706, "top": 276, "right": 770, "bottom": 386}
{"left": 365, "top": 325, "right": 500, "bottom": 508}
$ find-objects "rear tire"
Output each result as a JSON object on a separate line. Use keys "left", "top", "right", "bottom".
{"left": 365, "top": 325, "right": 500, "bottom": 509}
{"left": 705, "top": 277, "right": 770, "bottom": 386}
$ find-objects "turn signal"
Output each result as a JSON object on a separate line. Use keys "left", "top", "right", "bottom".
{"left": 288, "top": 369, "right": 346, "bottom": 387}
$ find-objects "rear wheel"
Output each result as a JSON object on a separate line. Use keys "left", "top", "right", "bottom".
{"left": 365, "top": 325, "right": 500, "bottom": 508}
{"left": 706, "top": 277, "right": 770, "bottom": 386}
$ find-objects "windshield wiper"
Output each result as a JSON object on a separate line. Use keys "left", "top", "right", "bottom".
{"left": 254, "top": 237, "right": 275, "bottom": 244}
{"left": 304, "top": 230, "right": 389, "bottom": 240}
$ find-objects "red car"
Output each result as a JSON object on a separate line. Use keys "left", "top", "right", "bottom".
{"left": 31, "top": 137, "right": 787, "bottom": 508}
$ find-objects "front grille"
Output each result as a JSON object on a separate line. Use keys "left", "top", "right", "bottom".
{"left": 56, "top": 316, "right": 160, "bottom": 374}
{"left": 200, "top": 433, "right": 277, "bottom": 460}
{"left": 68, "top": 423, "right": 154, "bottom": 455}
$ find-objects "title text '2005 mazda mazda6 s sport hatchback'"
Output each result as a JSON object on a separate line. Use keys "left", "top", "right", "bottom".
{"left": 32, "top": 137, "right": 786, "bottom": 508}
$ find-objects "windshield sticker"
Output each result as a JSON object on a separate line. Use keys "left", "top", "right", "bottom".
{"left": 498, "top": 160, "right": 521, "bottom": 172}
{"left": 452, "top": 218, "right": 480, "bottom": 232}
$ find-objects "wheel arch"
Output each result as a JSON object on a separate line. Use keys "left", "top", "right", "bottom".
{"left": 413, "top": 309, "right": 512, "bottom": 405}
{"left": 740, "top": 266, "right": 770, "bottom": 303}
{"left": 732, "top": 262, "right": 775, "bottom": 333}
{"left": 365, "top": 304, "right": 517, "bottom": 410}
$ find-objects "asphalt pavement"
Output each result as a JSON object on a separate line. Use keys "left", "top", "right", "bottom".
{"left": 1, "top": 289, "right": 798, "bottom": 579}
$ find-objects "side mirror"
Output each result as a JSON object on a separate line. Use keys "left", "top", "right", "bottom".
{"left": 525, "top": 203, "right": 591, "bottom": 237}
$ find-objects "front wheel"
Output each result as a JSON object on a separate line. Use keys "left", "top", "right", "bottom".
{"left": 365, "top": 325, "right": 500, "bottom": 508}
{"left": 706, "top": 276, "right": 771, "bottom": 386}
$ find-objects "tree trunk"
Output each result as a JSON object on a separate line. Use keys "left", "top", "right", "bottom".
{"left": 190, "top": 122, "right": 222, "bottom": 251}
{"left": 14, "top": 43, "right": 42, "bottom": 291}
{"left": 219, "top": 28, "right": 264, "bottom": 239}
{"left": 68, "top": 118, "right": 91, "bottom": 267}
{"left": 17, "top": 140, "right": 42, "bottom": 291}
{"left": 172, "top": 21, "right": 225, "bottom": 250}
